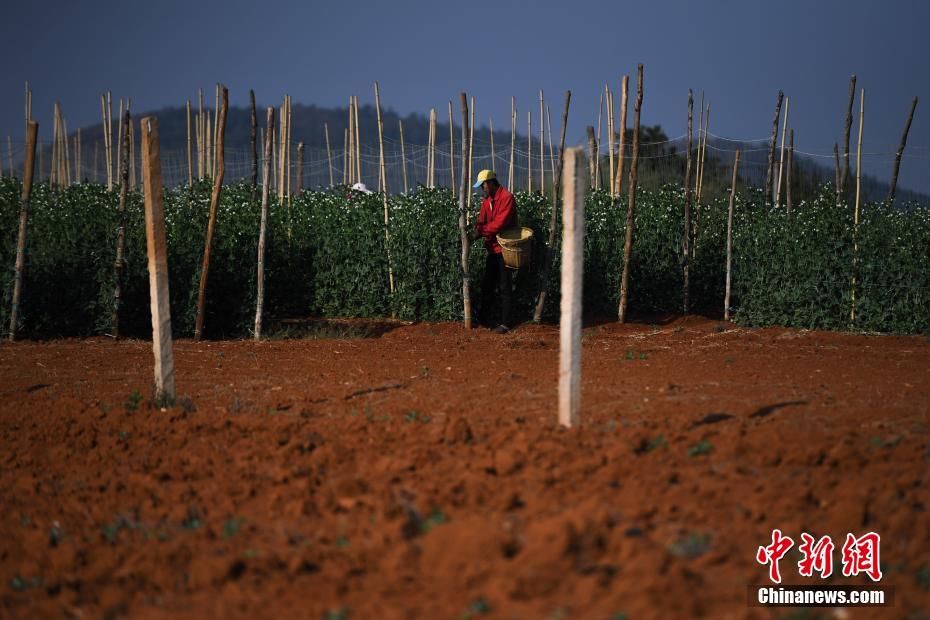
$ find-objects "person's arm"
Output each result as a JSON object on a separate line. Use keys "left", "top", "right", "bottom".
{"left": 480, "top": 193, "right": 516, "bottom": 236}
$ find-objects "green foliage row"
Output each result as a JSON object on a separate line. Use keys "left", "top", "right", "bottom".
{"left": 1, "top": 177, "right": 928, "bottom": 338}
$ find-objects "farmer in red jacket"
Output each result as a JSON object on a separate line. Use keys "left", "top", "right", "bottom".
{"left": 472, "top": 170, "right": 518, "bottom": 334}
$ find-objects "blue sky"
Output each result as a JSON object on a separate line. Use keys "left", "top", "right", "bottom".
{"left": 3, "top": 0, "right": 929, "bottom": 191}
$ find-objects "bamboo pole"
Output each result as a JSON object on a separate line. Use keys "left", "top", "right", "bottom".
{"left": 765, "top": 91, "right": 784, "bottom": 202}
{"left": 63, "top": 117, "right": 71, "bottom": 186}
{"left": 286, "top": 95, "right": 292, "bottom": 202}
{"left": 607, "top": 84, "right": 615, "bottom": 198}
{"left": 112, "top": 109, "right": 131, "bottom": 338}
{"left": 186, "top": 99, "right": 193, "bottom": 187}
{"left": 841, "top": 75, "right": 857, "bottom": 199}
{"left": 278, "top": 99, "right": 286, "bottom": 201}
{"left": 129, "top": 113, "right": 136, "bottom": 191}
{"left": 683, "top": 90, "right": 694, "bottom": 315}
{"left": 398, "top": 120, "right": 408, "bottom": 193}
{"left": 775, "top": 96, "right": 789, "bottom": 206}
{"left": 374, "top": 81, "right": 395, "bottom": 296}
{"left": 346, "top": 97, "right": 354, "bottom": 185}
{"left": 198, "top": 88, "right": 204, "bottom": 180}
{"left": 489, "top": 118, "right": 496, "bottom": 172}
{"left": 724, "top": 150, "right": 740, "bottom": 321}
{"left": 100, "top": 95, "right": 110, "bottom": 187}
{"left": 595, "top": 90, "right": 603, "bottom": 190}
{"left": 116, "top": 99, "right": 124, "bottom": 187}
{"left": 586, "top": 126, "right": 597, "bottom": 188}
{"left": 213, "top": 84, "right": 219, "bottom": 179}
{"left": 206, "top": 110, "right": 213, "bottom": 177}
{"left": 546, "top": 105, "right": 556, "bottom": 186}
{"left": 194, "top": 86, "right": 228, "bottom": 340}
{"left": 618, "top": 64, "right": 644, "bottom": 323}
{"left": 76, "top": 129, "right": 81, "bottom": 182}
{"left": 457, "top": 93, "right": 472, "bottom": 329}
{"left": 254, "top": 108, "right": 274, "bottom": 340}
{"left": 249, "top": 90, "right": 258, "bottom": 194}
{"left": 540, "top": 90, "right": 545, "bottom": 191}
{"left": 614, "top": 75, "right": 629, "bottom": 197}
{"left": 887, "top": 96, "right": 918, "bottom": 205}
{"left": 833, "top": 143, "right": 841, "bottom": 204}
{"left": 509, "top": 96, "right": 516, "bottom": 189}
{"left": 139, "top": 116, "right": 175, "bottom": 404}
{"left": 8, "top": 121, "right": 37, "bottom": 341}
{"left": 343, "top": 128, "right": 349, "bottom": 185}
{"left": 786, "top": 129, "right": 794, "bottom": 214}
{"left": 51, "top": 104, "right": 58, "bottom": 186}
{"left": 354, "top": 95, "right": 361, "bottom": 184}
{"left": 107, "top": 92, "right": 113, "bottom": 190}
{"left": 325, "top": 123, "right": 335, "bottom": 187}
{"left": 532, "top": 91, "right": 572, "bottom": 324}
{"left": 697, "top": 104, "right": 710, "bottom": 203}
{"left": 448, "top": 101, "right": 456, "bottom": 197}
{"left": 851, "top": 88, "right": 864, "bottom": 323}
{"left": 694, "top": 92, "right": 704, "bottom": 196}
{"left": 427, "top": 108, "right": 435, "bottom": 188}
{"left": 527, "top": 111, "right": 532, "bottom": 192}
{"left": 468, "top": 96, "right": 475, "bottom": 217}
{"left": 295, "top": 141, "right": 304, "bottom": 196}
{"left": 558, "top": 147, "right": 586, "bottom": 429}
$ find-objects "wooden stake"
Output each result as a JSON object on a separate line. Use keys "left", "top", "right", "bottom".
{"left": 325, "top": 122, "right": 335, "bottom": 187}
{"left": 558, "top": 146, "right": 585, "bottom": 428}
{"left": 458, "top": 92, "right": 473, "bottom": 329}
{"left": 841, "top": 75, "right": 857, "bottom": 199}
{"left": 775, "top": 96, "right": 789, "bottom": 206}
{"left": 254, "top": 108, "right": 274, "bottom": 340}
{"left": 833, "top": 143, "right": 841, "bottom": 204}
{"left": 694, "top": 92, "right": 704, "bottom": 196}
{"left": 354, "top": 96, "right": 361, "bottom": 184}
{"left": 186, "top": 99, "right": 193, "bottom": 187}
{"left": 346, "top": 97, "right": 354, "bottom": 185}
{"left": 595, "top": 90, "right": 603, "bottom": 190}
{"left": 533, "top": 91, "right": 572, "bottom": 324}
{"left": 343, "top": 127, "right": 348, "bottom": 185}
{"left": 586, "top": 126, "right": 597, "bottom": 188}
{"left": 509, "top": 96, "right": 516, "bottom": 189}
{"left": 468, "top": 96, "right": 475, "bottom": 217}
{"left": 8, "top": 120, "right": 37, "bottom": 341}
{"left": 112, "top": 109, "right": 131, "bottom": 338}
{"left": 250, "top": 89, "right": 258, "bottom": 193}
{"left": 295, "top": 141, "right": 304, "bottom": 196}
{"left": 194, "top": 86, "right": 228, "bottom": 340}
{"left": 213, "top": 84, "right": 219, "bottom": 179}
{"left": 448, "top": 101, "right": 456, "bottom": 197}
{"left": 198, "top": 88, "right": 204, "bottom": 180}
{"left": 683, "top": 90, "right": 694, "bottom": 315}
{"left": 607, "top": 84, "right": 615, "bottom": 198}
{"left": 697, "top": 104, "right": 710, "bottom": 203}
{"left": 786, "top": 129, "right": 794, "bottom": 214}
{"left": 128, "top": 113, "right": 135, "bottom": 191}
{"left": 546, "top": 105, "right": 556, "bottom": 185}
{"left": 106, "top": 92, "right": 113, "bottom": 190}
{"left": 851, "top": 88, "right": 864, "bottom": 323}
{"left": 724, "top": 150, "right": 740, "bottom": 321}
{"left": 116, "top": 99, "right": 124, "bottom": 187}
{"left": 614, "top": 75, "right": 629, "bottom": 197}
{"left": 139, "top": 116, "right": 175, "bottom": 404}
{"left": 887, "top": 96, "right": 918, "bottom": 205}
{"left": 398, "top": 120, "right": 407, "bottom": 193}
{"left": 278, "top": 99, "right": 286, "bottom": 201}
{"left": 374, "top": 81, "right": 395, "bottom": 296}
{"left": 618, "top": 64, "right": 644, "bottom": 323}
{"left": 527, "top": 111, "right": 532, "bottom": 192}
{"left": 428, "top": 108, "right": 435, "bottom": 188}
{"left": 540, "top": 90, "right": 545, "bottom": 191}
{"left": 489, "top": 117, "right": 496, "bottom": 172}
{"left": 765, "top": 91, "right": 784, "bottom": 202}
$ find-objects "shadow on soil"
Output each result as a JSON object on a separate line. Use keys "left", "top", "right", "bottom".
{"left": 266, "top": 317, "right": 409, "bottom": 340}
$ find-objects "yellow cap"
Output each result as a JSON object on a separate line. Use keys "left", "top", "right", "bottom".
{"left": 473, "top": 169, "right": 497, "bottom": 189}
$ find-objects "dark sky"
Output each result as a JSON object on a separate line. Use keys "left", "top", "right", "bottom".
{"left": 3, "top": 0, "right": 930, "bottom": 191}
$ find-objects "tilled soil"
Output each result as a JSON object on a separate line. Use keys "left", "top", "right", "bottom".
{"left": 1, "top": 318, "right": 929, "bottom": 619}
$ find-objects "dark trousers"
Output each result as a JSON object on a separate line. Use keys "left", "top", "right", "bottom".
{"left": 481, "top": 252, "right": 513, "bottom": 327}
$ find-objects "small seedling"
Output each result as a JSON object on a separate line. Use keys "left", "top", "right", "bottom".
{"left": 336, "top": 535, "right": 349, "bottom": 549}
{"left": 420, "top": 507, "right": 447, "bottom": 534}
{"left": 688, "top": 439, "right": 713, "bottom": 457}
{"left": 323, "top": 607, "right": 348, "bottom": 620}
{"left": 404, "top": 410, "right": 431, "bottom": 424}
{"left": 118, "top": 430, "right": 130, "bottom": 442}
{"left": 646, "top": 435, "right": 667, "bottom": 452}
{"left": 625, "top": 349, "right": 635, "bottom": 360}
{"left": 669, "top": 532, "right": 711, "bottom": 558}
{"left": 223, "top": 517, "right": 244, "bottom": 539}
{"left": 611, "top": 613, "right": 629, "bottom": 620}
{"left": 639, "top": 352, "right": 648, "bottom": 360}
{"left": 460, "top": 597, "right": 491, "bottom": 619}
{"left": 124, "top": 390, "right": 143, "bottom": 414}
{"left": 916, "top": 565, "right": 930, "bottom": 590}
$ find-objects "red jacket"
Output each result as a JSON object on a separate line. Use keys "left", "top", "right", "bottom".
{"left": 475, "top": 185, "right": 518, "bottom": 254}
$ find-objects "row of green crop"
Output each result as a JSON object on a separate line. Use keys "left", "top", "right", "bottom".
{"left": 1, "top": 177, "right": 929, "bottom": 338}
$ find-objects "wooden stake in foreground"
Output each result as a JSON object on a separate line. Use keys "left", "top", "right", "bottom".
{"left": 112, "top": 109, "right": 131, "bottom": 338}
{"left": 194, "top": 86, "right": 229, "bottom": 340}
{"left": 841, "top": 75, "right": 857, "bottom": 199}
{"left": 887, "top": 96, "right": 918, "bottom": 206}
{"left": 558, "top": 146, "right": 586, "bottom": 428}
{"left": 618, "top": 64, "right": 644, "bottom": 323}
{"left": 8, "top": 120, "right": 38, "bottom": 341}
{"left": 457, "top": 93, "right": 473, "bottom": 329}
{"left": 724, "top": 150, "right": 740, "bottom": 321}
{"left": 764, "top": 91, "right": 784, "bottom": 202}
{"left": 613, "top": 75, "right": 629, "bottom": 197}
{"left": 532, "top": 90, "right": 572, "bottom": 324}
{"left": 775, "top": 96, "right": 790, "bottom": 206}
{"left": 139, "top": 117, "right": 175, "bottom": 404}
{"left": 254, "top": 108, "right": 274, "bottom": 340}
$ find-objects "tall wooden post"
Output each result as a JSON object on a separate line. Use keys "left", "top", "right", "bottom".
{"left": 458, "top": 93, "right": 473, "bottom": 329}
{"left": 374, "top": 81, "right": 395, "bottom": 295}
{"left": 724, "top": 150, "right": 740, "bottom": 321}
{"left": 851, "top": 89, "right": 864, "bottom": 323}
{"left": 841, "top": 75, "right": 857, "bottom": 199}
{"left": 139, "top": 117, "right": 175, "bottom": 404}
{"left": 527, "top": 111, "right": 532, "bottom": 193}
{"left": 786, "top": 129, "right": 794, "bottom": 214}
{"left": 618, "top": 65, "right": 644, "bottom": 323}
{"left": 595, "top": 91, "right": 603, "bottom": 190}
{"left": 559, "top": 147, "right": 585, "bottom": 428}
{"left": 295, "top": 141, "right": 304, "bottom": 196}
{"left": 250, "top": 89, "right": 258, "bottom": 194}
{"left": 490, "top": 118, "right": 496, "bottom": 172}
{"left": 8, "top": 121, "right": 38, "bottom": 341}
{"left": 112, "top": 109, "right": 131, "bottom": 338}
{"left": 325, "top": 122, "right": 335, "bottom": 187}
{"left": 614, "top": 75, "right": 629, "bottom": 197}
{"left": 833, "top": 143, "right": 841, "bottom": 204}
{"left": 448, "top": 101, "right": 456, "bottom": 198}
{"left": 586, "top": 126, "right": 597, "bottom": 188}
{"left": 532, "top": 91, "right": 572, "bottom": 323}
{"left": 697, "top": 104, "right": 710, "bottom": 204}
{"left": 468, "top": 96, "right": 475, "bottom": 216}
{"left": 775, "top": 96, "right": 789, "bottom": 206}
{"left": 540, "top": 90, "right": 545, "bottom": 191}
{"left": 354, "top": 95, "right": 362, "bottom": 184}
{"left": 683, "top": 90, "right": 694, "bottom": 315}
{"left": 764, "top": 91, "right": 784, "bottom": 203}
{"left": 254, "top": 108, "right": 274, "bottom": 340}
{"left": 194, "top": 86, "right": 228, "bottom": 340}
{"left": 186, "top": 99, "right": 193, "bottom": 187}
{"left": 887, "top": 96, "right": 918, "bottom": 205}
{"left": 508, "top": 96, "right": 516, "bottom": 189}
{"left": 607, "top": 85, "right": 615, "bottom": 198}
{"left": 346, "top": 98, "right": 354, "bottom": 185}
{"left": 398, "top": 120, "right": 407, "bottom": 193}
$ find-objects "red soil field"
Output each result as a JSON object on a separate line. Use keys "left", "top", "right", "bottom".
{"left": 1, "top": 318, "right": 929, "bottom": 619}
